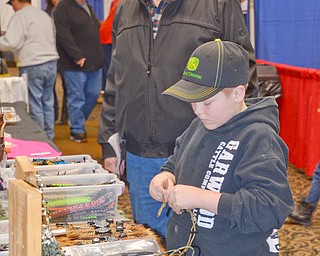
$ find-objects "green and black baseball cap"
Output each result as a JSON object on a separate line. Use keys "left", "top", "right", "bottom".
{"left": 163, "top": 39, "right": 249, "bottom": 102}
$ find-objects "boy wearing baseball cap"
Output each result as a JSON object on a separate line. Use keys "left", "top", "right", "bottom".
{"left": 149, "top": 39, "right": 293, "bottom": 255}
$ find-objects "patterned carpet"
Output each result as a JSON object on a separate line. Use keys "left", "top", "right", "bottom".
{"left": 279, "top": 165, "right": 320, "bottom": 255}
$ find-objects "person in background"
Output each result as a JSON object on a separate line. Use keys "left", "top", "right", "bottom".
{"left": 240, "top": 0, "right": 248, "bottom": 20}
{"left": 53, "top": 0, "right": 104, "bottom": 143}
{"left": 100, "top": 0, "right": 120, "bottom": 92}
{"left": 98, "top": 0, "right": 259, "bottom": 237}
{"left": 0, "top": 0, "right": 58, "bottom": 140}
{"left": 149, "top": 40, "right": 294, "bottom": 255}
{"left": 45, "top": 0, "right": 69, "bottom": 125}
{"left": 45, "top": 0, "right": 60, "bottom": 15}
{"left": 0, "top": 0, "right": 14, "bottom": 36}
{"left": 288, "top": 161, "right": 320, "bottom": 226}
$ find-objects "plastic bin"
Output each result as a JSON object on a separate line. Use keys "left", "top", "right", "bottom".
{"left": 42, "top": 173, "right": 125, "bottom": 223}
{"left": 4, "top": 154, "right": 97, "bottom": 168}
{"left": 0, "top": 202, "right": 8, "bottom": 224}
{"left": 40, "top": 173, "right": 119, "bottom": 186}
{"left": 0, "top": 220, "right": 8, "bottom": 235}
{"left": 0, "top": 192, "right": 8, "bottom": 223}
{"left": 63, "top": 238, "right": 161, "bottom": 256}
{"left": 0, "top": 168, "right": 15, "bottom": 189}
{"left": 31, "top": 154, "right": 97, "bottom": 165}
{"left": 0, "top": 233, "right": 9, "bottom": 256}
{"left": 35, "top": 163, "right": 106, "bottom": 176}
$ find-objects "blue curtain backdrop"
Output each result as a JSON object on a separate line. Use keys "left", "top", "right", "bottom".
{"left": 87, "top": 0, "right": 104, "bottom": 20}
{"left": 254, "top": 0, "right": 320, "bottom": 69}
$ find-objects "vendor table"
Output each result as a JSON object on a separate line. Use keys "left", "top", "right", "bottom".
{"left": 8, "top": 156, "right": 164, "bottom": 256}
{"left": 3, "top": 101, "right": 60, "bottom": 152}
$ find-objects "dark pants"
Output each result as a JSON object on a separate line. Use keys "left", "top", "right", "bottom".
{"left": 54, "top": 71, "right": 68, "bottom": 123}
{"left": 101, "top": 44, "right": 112, "bottom": 91}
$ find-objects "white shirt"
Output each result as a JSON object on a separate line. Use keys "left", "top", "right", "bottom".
{"left": 0, "top": 5, "right": 59, "bottom": 67}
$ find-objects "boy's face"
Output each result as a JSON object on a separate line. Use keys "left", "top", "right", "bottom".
{"left": 191, "top": 88, "right": 240, "bottom": 130}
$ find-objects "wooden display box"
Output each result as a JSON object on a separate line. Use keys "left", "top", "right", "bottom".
{"left": 8, "top": 156, "right": 42, "bottom": 256}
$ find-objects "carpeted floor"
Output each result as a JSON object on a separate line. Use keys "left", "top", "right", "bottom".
{"left": 280, "top": 166, "right": 320, "bottom": 255}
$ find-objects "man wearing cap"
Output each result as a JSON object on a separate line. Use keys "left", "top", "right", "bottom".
{"left": 149, "top": 40, "right": 293, "bottom": 255}
{"left": 0, "top": 0, "right": 59, "bottom": 140}
{"left": 98, "top": 0, "right": 259, "bottom": 237}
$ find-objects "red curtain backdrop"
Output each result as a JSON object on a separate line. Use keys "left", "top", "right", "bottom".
{"left": 257, "top": 60, "right": 320, "bottom": 176}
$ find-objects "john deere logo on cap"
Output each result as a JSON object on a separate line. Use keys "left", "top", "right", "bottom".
{"left": 187, "top": 57, "right": 199, "bottom": 71}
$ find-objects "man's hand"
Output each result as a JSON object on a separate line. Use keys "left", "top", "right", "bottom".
{"left": 76, "top": 57, "right": 86, "bottom": 67}
{"left": 103, "top": 157, "right": 125, "bottom": 176}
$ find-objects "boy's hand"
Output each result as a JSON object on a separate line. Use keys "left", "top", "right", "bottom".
{"left": 165, "top": 185, "right": 221, "bottom": 215}
{"left": 165, "top": 185, "right": 200, "bottom": 214}
{"left": 149, "top": 171, "right": 175, "bottom": 202}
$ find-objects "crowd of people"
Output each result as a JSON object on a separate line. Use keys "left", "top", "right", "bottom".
{"left": 0, "top": 0, "right": 105, "bottom": 142}
{"left": 0, "top": 0, "right": 58, "bottom": 140}
{"left": 0, "top": 0, "right": 318, "bottom": 255}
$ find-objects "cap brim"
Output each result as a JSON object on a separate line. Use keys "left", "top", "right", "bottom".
{"left": 163, "top": 79, "right": 222, "bottom": 103}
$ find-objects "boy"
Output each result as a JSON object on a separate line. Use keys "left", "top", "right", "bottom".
{"left": 149, "top": 39, "right": 294, "bottom": 255}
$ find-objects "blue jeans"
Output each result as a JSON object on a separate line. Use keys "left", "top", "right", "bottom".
{"left": 306, "top": 162, "right": 320, "bottom": 204}
{"left": 61, "top": 69, "right": 102, "bottom": 134}
{"left": 126, "top": 152, "right": 171, "bottom": 237}
{"left": 19, "top": 61, "right": 57, "bottom": 140}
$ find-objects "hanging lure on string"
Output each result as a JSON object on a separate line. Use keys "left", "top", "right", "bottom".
{"left": 0, "top": 100, "right": 6, "bottom": 164}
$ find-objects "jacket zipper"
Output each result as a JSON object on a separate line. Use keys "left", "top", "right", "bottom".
{"left": 147, "top": 19, "right": 152, "bottom": 76}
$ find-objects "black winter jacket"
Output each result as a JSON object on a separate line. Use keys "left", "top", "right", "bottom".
{"left": 98, "top": 0, "right": 258, "bottom": 159}
{"left": 53, "top": 0, "right": 104, "bottom": 71}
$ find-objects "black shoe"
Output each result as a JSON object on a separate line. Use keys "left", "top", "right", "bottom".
{"left": 288, "top": 198, "right": 316, "bottom": 226}
{"left": 58, "top": 118, "right": 69, "bottom": 125}
{"left": 70, "top": 132, "right": 87, "bottom": 143}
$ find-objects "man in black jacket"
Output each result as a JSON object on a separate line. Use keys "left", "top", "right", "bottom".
{"left": 54, "top": 0, "right": 104, "bottom": 142}
{"left": 98, "top": 0, "right": 258, "bottom": 237}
